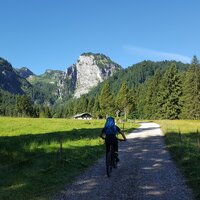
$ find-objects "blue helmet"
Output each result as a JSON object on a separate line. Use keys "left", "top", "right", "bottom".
{"left": 104, "top": 117, "right": 115, "bottom": 128}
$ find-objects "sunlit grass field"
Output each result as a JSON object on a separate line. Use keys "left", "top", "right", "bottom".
{"left": 156, "top": 120, "right": 200, "bottom": 199}
{"left": 0, "top": 117, "right": 138, "bottom": 200}
{"left": 156, "top": 120, "right": 200, "bottom": 134}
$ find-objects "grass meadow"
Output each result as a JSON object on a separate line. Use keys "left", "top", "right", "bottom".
{"left": 157, "top": 120, "right": 200, "bottom": 199}
{"left": 0, "top": 117, "right": 138, "bottom": 200}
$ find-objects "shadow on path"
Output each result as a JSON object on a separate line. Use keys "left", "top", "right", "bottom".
{"left": 55, "top": 122, "right": 194, "bottom": 200}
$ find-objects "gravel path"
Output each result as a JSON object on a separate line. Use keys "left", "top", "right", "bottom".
{"left": 55, "top": 122, "right": 194, "bottom": 200}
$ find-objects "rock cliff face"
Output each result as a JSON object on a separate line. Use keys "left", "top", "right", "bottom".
{"left": 0, "top": 53, "right": 121, "bottom": 104}
{"left": 66, "top": 53, "right": 121, "bottom": 98}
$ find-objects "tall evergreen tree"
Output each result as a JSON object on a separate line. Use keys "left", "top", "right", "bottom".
{"left": 16, "top": 95, "right": 34, "bottom": 117}
{"left": 64, "top": 101, "right": 74, "bottom": 118}
{"left": 143, "top": 70, "right": 162, "bottom": 119}
{"left": 191, "top": 55, "right": 199, "bottom": 65}
{"left": 92, "top": 95, "right": 101, "bottom": 118}
{"left": 87, "top": 97, "right": 95, "bottom": 113}
{"left": 156, "top": 64, "right": 182, "bottom": 119}
{"left": 181, "top": 56, "right": 200, "bottom": 119}
{"left": 44, "top": 106, "right": 52, "bottom": 118}
{"left": 99, "top": 82, "right": 114, "bottom": 118}
{"left": 33, "top": 104, "right": 40, "bottom": 118}
{"left": 135, "top": 84, "right": 146, "bottom": 119}
{"left": 115, "top": 82, "right": 133, "bottom": 120}
{"left": 74, "top": 96, "right": 88, "bottom": 114}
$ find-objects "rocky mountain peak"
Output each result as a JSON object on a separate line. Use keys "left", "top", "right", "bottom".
{"left": 0, "top": 53, "right": 122, "bottom": 104}
{"left": 15, "top": 67, "right": 35, "bottom": 78}
{"left": 0, "top": 57, "right": 13, "bottom": 72}
{"left": 0, "top": 58, "right": 31, "bottom": 94}
{"left": 66, "top": 53, "right": 121, "bottom": 98}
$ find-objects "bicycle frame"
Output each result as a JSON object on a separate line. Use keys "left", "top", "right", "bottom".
{"left": 106, "top": 144, "right": 117, "bottom": 177}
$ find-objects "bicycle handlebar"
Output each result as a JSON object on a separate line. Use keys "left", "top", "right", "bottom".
{"left": 100, "top": 136, "right": 126, "bottom": 141}
{"left": 118, "top": 138, "right": 126, "bottom": 141}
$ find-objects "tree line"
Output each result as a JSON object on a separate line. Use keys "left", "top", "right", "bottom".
{"left": 0, "top": 91, "right": 52, "bottom": 118}
{"left": 136, "top": 56, "right": 200, "bottom": 119}
{"left": 60, "top": 56, "right": 200, "bottom": 120}
{"left": 0, "top": 56, "right": 199, "bottom": 119}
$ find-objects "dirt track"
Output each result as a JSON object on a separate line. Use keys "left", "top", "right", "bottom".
{"left": 55, "top": 122, "right": 194, "bottom": 200}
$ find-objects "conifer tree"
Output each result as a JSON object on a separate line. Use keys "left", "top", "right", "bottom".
{"left": 115, "top": 82, "right": 133, "bottom": 120}
{"left": 56, "top": 106, "right": 64, "bottom": 118}
{"left": 181, "top": 56, "right": 200, "bottom": 119}
{"left": 87, "top": 97, "right": 95, "bottom": 113}
{"left": 135, "top": 84, "right": 146, "bottom": 119}
{"left": 93, "top": 95, "right": 101, "bottom": 118}
{"left": 16, "top": 95, "right": 34, "bottom": 117}
{"left": 75, "top": 95, "right": 88, "bottom": 113}
{"left": 44, "top": 106, "right": 52, "bottom": 118}
{"left": 191, "top": 55, "right": 199, "bottom": 65}
{"left": 33, "top": 105, "right": 40, "bottom": 118}
{"left": 156, "top": 64, "right": 182, "bottom": 119}
{"left": 64, "top": 101, "right": 74, "bottom": 118}
{"left": 142, "top": 70, "right": 162, "bottom": 119}
{"left": 99, "top": 82, "right": 114, "bottom": 118}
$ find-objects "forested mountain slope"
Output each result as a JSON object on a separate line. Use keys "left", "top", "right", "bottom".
{"left": 62, "top": 58, "right": 200, "bottom": 120}
{"left": 0, "top": 57, "right": 32, "bottom": 94}
{"left": 1, "top": 53, "right": 199, "bottom": 120}
{"left": 87, "top": 60, "right": 189, "bottom": 96}
{"left": 0, "top": 53, "right": 121, "bottom": 105}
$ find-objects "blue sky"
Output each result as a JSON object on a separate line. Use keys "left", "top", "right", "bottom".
{"left": 0, "top": 0, "right": 200, "bottom": 75}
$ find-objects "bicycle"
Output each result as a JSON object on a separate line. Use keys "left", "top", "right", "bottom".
{"left": 106, "top": 138, "right": 125, "bottom": 177}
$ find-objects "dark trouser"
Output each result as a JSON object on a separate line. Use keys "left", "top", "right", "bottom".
{"left": 105, "top": 134, "right": 118, "bottom": 154}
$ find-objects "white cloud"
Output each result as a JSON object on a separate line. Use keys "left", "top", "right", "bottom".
{"left": 123, "top": 45, "right": 191, "bottom": 63}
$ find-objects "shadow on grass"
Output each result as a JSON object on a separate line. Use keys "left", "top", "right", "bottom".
{"left": 164, "top": 131, "right": 200, "bottom": 200}
{"left": 0, "top": 128, "right": 102, "bottom": 164}
{"left": 0, "top": 128, "right": 105, "bottom": 200}
{"left": 56, "top": 132, "right": 195, "bottom": 200}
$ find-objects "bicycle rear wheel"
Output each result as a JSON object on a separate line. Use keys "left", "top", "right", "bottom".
{"left": 106, "top": 151, "right": 112, "bottom": 177}
{"left": 113, "top": 155, "right": 117, "bottom": 169}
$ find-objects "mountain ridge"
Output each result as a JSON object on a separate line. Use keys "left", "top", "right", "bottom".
{"left": 0, "top": 57, "right": 32, "bottom": 94}
{"left": 15, "top": 67, "right": 35, "bottom": 78}
{"left": 0, "top": 53, "right": 121, "bottom": 104}
{"left": 0, "top": 53, "right": 190, "bottom": 108}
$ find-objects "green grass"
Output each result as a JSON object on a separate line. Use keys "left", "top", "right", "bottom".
{"left": 0, "top": 117, "right": 138, "bottom": 200}
{"left": 156, "top": 120, "right": 200, "bottom": 200}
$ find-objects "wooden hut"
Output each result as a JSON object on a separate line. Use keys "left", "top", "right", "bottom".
{"left": 73, "top": 113, "right": 92, "bottom": 120}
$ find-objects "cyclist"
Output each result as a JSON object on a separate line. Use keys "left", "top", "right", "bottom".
{"left": 100, "top": 116, "right": 127, "bottom": 162}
